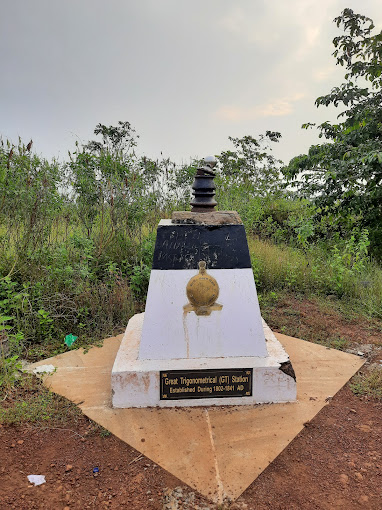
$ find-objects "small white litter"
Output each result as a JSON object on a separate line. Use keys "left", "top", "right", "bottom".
{"left": 32, "top": 365, "right": 56, "bottom": 375}
{"left": 27, "top": 475, "right": 46, "bottom": 486}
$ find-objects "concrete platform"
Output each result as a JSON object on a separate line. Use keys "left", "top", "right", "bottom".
{"left": 112, "top": 314, "right": 296, "bottom": 407}
{"left": 30, "top": 331, "right": 364, "bottom": 504}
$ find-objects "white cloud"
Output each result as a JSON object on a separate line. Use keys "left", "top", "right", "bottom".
{"left": 215, "top": 93, "right": 305, "bottom": 122}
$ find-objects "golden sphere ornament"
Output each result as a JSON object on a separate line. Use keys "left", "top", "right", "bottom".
{"left": 185, "top": 261, "right": 221, "bottom": 316}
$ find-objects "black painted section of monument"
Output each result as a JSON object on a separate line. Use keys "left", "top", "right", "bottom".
{"left": 190, "top": 175, "right": 217, "bottom": 212}
{"left": 190, "top": 156, "right": 218, "bottom": 212}
{"left": 152, "top": 224, "right": 251, "bottom": 270}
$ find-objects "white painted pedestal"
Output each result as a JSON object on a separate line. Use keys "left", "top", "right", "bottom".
{"left": 111, "top": 313, "right": 297, "bottom": 408}
{"left": 139, "top": 268, "right": 267, "bottom": 360}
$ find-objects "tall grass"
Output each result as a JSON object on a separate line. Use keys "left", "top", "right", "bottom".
{"left": 249, "top": 237, "right": 382, "bottom": 317}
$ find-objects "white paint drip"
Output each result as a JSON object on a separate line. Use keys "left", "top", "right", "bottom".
{"left": 204, "top": 409, "right": 225, "bottom": 503}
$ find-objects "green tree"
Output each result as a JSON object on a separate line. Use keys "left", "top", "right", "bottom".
{"left": 284, "top": 9, "right": 382, "bottom": 256}
{"left": 0, "top": 138, "right": 62, "bottom": 263}
{"left": 68, "top": 121, "right": 162, "bottom": 258}
{"left": 217, "top": 131, "right": 282, "bottom": 197}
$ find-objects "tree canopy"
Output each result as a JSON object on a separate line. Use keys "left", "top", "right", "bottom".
{"left": 284, "top": 8, "right": 382, "bottom": 256}
{"left": 217, "top": 131, "right": 282, "bottom": 197}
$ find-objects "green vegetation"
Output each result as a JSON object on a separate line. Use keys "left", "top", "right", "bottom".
{"left": 284, "top": 8, "right": 382, "bottom": 257}
{"left": 350, "top": 368, "right": 382, "bottom": 399}
{"left": 249, "top": 235, "right": 382, "bottom": 318}
{"left": 0, "top": 374, "right": 83, "bottom": 425}
{"left": 0, "top": 8, "right": 381, "bottom": 417}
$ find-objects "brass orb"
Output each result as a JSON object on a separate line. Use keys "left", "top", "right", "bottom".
{"left": 186, "top": 261, "right": 219, "bottom": 309}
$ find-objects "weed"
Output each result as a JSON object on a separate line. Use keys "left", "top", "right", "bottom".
{"left": 130, "top": 263, "right": 151, "bottom": 301}
{"left": 0, "top": 354, "right": 22, "bottom": 390}
{"left": 324, "top": 337, "right": 349, "bottom": 351}
{"left": 0, "top": 373, "right": 82, "bottom": 425}
{"left": 99, "top": 427, "right": 111, "bottom": 438}
{"left": 350, "top": 368, "right": 382, "bottom": 399}
{"left": 86, "top": 419, "right": 112, "bottom": 437}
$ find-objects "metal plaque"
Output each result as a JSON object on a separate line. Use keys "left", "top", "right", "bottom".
{"left": 160, "top": 368, "right": 253, "bottom": 400}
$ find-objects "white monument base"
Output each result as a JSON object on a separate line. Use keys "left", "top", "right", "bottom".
{"left": 111, "top": 313, "right": 297, "bottom": 408}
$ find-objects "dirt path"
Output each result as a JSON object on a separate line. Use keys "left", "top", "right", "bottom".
{"left": 1, "top": 385, "right": 381, "bottom": 509}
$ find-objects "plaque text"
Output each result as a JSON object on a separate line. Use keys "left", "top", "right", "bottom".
{"left": 160, "top": 368, "right": 253, "bottom": 400}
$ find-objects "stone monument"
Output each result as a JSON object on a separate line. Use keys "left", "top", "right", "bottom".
{"left": 111, "top": 157, "right": 296, "bottom": 407}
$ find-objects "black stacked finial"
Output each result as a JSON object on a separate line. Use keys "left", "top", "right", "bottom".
{"left": 190, "top": 156, "right": 218, "bottom": 212}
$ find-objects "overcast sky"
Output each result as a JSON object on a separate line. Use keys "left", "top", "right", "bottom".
{"left": 1, "top": 1, "right": 382, "bottom": 165}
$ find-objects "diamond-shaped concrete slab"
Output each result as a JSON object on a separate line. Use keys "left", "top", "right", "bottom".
{"left": 31, "top": 331, "right": 364, "bottom": 503}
